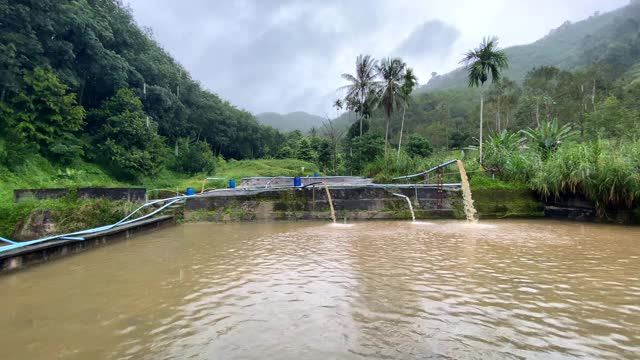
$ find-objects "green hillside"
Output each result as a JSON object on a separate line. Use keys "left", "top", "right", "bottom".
{"left": 257, "top": 111, "right": 327, "bottom": 132}
{"left": 0, "top": 0, "right": 284, "bottom": 182}
{"left": 420, "top": 1, "right": 640, "bottom": 92}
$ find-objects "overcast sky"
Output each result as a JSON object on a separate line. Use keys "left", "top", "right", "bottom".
{"left": 126, "top": 0, "right": 628, "bottom": 116}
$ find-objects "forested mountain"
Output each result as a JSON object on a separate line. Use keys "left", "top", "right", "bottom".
{"left": 420, "top": 1, "right": 640, "bottom": 92}
{"left": 256, "top": 111, "right": 326, "bottom": 132}
{"left": 0, "top": 0, "right": 283, "bottom": 180}
{"left": 332, "top": 0, "right": 640, "bottom": 161}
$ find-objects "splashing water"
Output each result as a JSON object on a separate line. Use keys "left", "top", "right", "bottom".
{"left": 456, "top": 160, "right": 478, "bottom": 222}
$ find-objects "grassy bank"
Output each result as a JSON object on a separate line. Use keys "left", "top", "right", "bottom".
{"left": 144, "top": 158, "right": 320, "bottom": 196}
{"left": 0, "top": 156, "right": 318, "bottom": 238}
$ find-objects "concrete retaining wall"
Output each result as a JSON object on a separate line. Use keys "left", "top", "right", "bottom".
{"left": 14, "top": 187, "right": 147, "bottom": 202}
{"left": 0, "top": 215, "right": 175, "bottom": 274}
{"left": 13, "top": 188, "right": 69, "bottom": 202}
{"left": 187, "top": 185, "right": 640, "bottom": 224}
{"left": 186, "top": 185, "right": 464, "bottom": 221}
{"left": 544, "top": 196, "right": 640, "bottom": 224}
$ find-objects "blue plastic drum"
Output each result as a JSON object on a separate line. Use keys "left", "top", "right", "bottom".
{"left": 185, "top": 187, "right": 196, "bottom": 196}
{"left": 293, "top": 177, "right": 302, "bottom": 187}
{"left": 229, "top": 179, "right": 236, "bottom": 188}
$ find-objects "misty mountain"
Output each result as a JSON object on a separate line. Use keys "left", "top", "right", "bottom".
{"left": 256, "top": 111, "right": 327, "bottom": 132}
{"left": 419, "top": 1, "right": 640, "bottom": 92}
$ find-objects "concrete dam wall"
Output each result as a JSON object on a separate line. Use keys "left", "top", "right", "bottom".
{"left": 185, "top": 185, "right": 465, "bottom": 222}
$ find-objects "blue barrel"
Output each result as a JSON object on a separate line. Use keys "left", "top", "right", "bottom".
{"left": 229, "top": 179, "right": 236, "bottom": 188}
{"left": 185, "top": 187, "right": 195, "bottom": 196}
{"left": 293, "top": 176, "right": 302, "bottom": 187}
{"left": 313, "top": 172, "right": 319, "bottom": 177}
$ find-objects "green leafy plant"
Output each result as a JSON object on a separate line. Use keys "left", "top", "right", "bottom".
{"left": 521, "top": 119, "right": 577, "bottom": 157}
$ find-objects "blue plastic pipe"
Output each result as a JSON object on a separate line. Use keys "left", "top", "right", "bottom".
{"left": 0, "top": 237, "right": 16, "bottom": 244}
{"left": 392, "top": 159, "right": 458, "bottom": 180}
{"left": 0, "top": 196, "right": 185, "bottom": 253}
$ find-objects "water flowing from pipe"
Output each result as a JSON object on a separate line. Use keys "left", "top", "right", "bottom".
{"left": 456, "top": 160, "right": 478, "bottom": 222}
{"left": 392, "top": 193, "right": 415, "bottom": 221}
{"left": 323, "top": 183, "right": 337, "bottom": 223}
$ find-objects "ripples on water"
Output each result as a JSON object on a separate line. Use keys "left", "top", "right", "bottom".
{"left": 0, "top": 220, "right": 639, "bottom": 359}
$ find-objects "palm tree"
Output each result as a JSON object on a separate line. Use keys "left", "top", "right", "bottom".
{"left": 332, "top": 99, "right": 343, "bottom": 119}
{"left": 340, "top": 55, "right": 378, "bottom": 136}
{"left": 460, "top": 37, "right": 508, "bottom": 163}
{"left": 397, "top": 68, "right": 418, "bottom": 159}
{"left": 376, "top": 57, "right": 406, "bottom": 155}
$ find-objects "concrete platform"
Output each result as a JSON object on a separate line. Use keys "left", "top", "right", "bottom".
{"left": 0, "top": 215, "right": 175, "bottom": 274}
{"left": 239, "top": 176, "right": 373, "bottom": 188}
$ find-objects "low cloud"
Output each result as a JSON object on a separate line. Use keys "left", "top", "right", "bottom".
{"left": 126, "top": 0, "right": 628, "bottom": 115}
{"left": 395, "top": 20, "right": 460, "bottom": 59}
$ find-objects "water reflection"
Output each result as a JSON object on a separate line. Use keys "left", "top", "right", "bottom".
{"left": 0, "top": 220, "right": 638, "bottom": 359}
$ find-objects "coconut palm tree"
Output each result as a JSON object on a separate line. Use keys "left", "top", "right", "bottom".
{"left": 397, "top": 68, "right": 418, "bottom": 159}
{"left": 332, "top": 98, "right": 343, "bottom": 119}
{"left": 340, "top": 55, "right": 378, "bottom": 136}
{"left": 460, "top": 37, "right": 508, "bottom": 163}
{"left": 376, "top": 57, "right": 406, "bottom": 155}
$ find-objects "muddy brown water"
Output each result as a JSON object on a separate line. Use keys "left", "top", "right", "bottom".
{"left": 1, "top": 220, "right": 639, "bottom": 359}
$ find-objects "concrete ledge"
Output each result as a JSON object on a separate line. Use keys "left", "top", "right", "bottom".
{"left": 0, "top": 215, "right": 175, "bottom": 274}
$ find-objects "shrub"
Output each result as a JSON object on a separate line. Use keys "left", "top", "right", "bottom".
{"left": 295, "top": 138, "right": 317, "bottom": 163}
{"left": 475, "top": 129, "right": 543, "bottom": 186}
{"left": 348, "top": 133, "right": 384, "bottom": 174}
{"left": 406, "top": 134, "right": 433, "bottom": 158}
{"left": 276, "top": 146, "right": 294, "bottom": 159}
{"left": 172, "top": 138, "right": 216, "bottom": 175}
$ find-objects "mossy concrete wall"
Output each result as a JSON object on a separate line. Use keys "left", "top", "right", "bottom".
{"left": 185, "top": 186, "right": 464, "bottom": 222}
{"left": 473, "top": 189, "right": 545, "bottom": 218}
{"left": 545, "top": 196, "right": 640, "bottom": 224}
{"left": 185, "top": 187, "right": 553, "bottom": 222}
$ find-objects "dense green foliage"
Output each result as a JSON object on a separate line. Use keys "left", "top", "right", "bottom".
{"left": 358, "top": 62, "right": 640, "bottom": 158}
{"left": 0, "top": 0, "right": 283, "bottom": 180}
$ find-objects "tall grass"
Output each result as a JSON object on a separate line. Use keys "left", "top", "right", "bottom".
{"left": 482, "top": 130, "right": 541, "bottom": 184}
{"left": 531, "top": 141, "right": 640, "bottom": 208}
{"left": 364, "top": 151, "right": 481, "bottom": 184}
{"left": 364, "top": 151, "right": 424, "bottom": 183}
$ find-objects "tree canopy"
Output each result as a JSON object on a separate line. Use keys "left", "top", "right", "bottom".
{"left": 0, "top": 0, "right": 283, "bottom": 179}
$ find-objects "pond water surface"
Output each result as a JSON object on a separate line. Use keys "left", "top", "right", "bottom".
{"left": 1, "top": 220, "right": 639, "bottom": 359}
